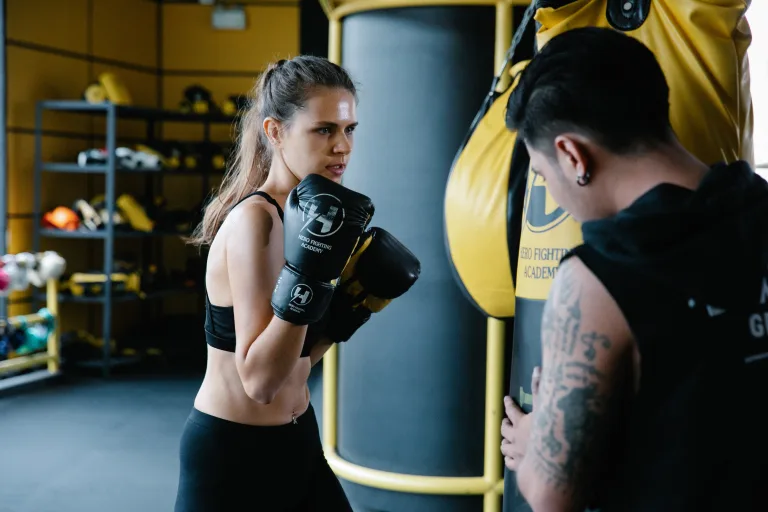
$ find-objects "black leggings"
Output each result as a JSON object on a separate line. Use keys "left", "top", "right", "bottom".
{"left": 174, "top": 403, "right": 352, "bottom": 512}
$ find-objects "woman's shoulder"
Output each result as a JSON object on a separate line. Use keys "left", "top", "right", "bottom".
{"left": 223, "top": 195, "right": 279, "bottom": 247}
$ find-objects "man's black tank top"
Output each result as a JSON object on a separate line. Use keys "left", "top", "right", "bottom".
{"left": 562, "top": 242, "right": 768, "bottom": 511}
{"left": 203, "top": 191, "right": 313, "bottom": 359}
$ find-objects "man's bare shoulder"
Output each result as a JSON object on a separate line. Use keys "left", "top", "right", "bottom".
{"left": 553, "top": 255, "right": 605, "bottom": 298}
{"left": 550, "top": 255, "right": 628, "bottom": 334}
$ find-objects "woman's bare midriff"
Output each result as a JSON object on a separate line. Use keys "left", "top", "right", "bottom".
{"left": 194, "top": 346, "right": 312, "bottom": 426}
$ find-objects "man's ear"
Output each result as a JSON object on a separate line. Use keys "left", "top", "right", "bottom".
{"left": 554, "top": 134, "right": 591, "bottom": 181}
{"left": 263, "top": 117, "right": 282, "bottom": 147}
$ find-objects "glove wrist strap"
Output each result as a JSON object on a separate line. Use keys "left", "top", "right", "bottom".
{"left": 271, "top": 265, "right": 335, "bottom": 325}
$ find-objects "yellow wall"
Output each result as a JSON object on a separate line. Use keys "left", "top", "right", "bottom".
{"left": 159, "top": 2, "right": 299, "bottom": 316}
{"left": 5, "top": 0, "right": 298, "bottom": 344}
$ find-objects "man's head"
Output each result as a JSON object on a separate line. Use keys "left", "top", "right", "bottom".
{"left": 506, "top": 27, "right": 676, "bottom": 222}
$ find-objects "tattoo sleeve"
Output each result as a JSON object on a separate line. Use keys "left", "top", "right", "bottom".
{"left": 524, "top": 260, "right": 625, "bottom": 508}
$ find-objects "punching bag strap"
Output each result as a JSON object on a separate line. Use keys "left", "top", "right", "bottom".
{"left": 495, "top": 2, "right": 538, "bottom": 84}
{"left": 607, "top": 0, "right": 652, "bottom": 31}
{"left": 458, "top": 2, "right": 538, "bottom": 153}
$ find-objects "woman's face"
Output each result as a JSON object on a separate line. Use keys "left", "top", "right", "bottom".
{"left": 276, "top": 86, "right": 358, "bottom": 184}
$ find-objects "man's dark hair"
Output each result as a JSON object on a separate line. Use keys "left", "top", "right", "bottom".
{"left": 505, "top": 27, "right": 674, "bottom": 156}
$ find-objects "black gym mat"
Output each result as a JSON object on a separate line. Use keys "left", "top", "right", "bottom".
{"left": 0, "top": 372, "right": 202, "bottom": 512}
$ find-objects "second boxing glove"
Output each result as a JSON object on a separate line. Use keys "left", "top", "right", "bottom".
{"left": 318, "top": 227, "right": 421, "bottom": 342}
{"left": 271, "top": 174, "right": 375, "bottom": 325}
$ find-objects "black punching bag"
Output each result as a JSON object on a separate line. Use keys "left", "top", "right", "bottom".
{"left": 336, "top": 6, "right": 495, "bottom": 512}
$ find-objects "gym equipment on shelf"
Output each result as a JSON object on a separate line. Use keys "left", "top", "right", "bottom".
{"left": 0, "top": 252, "right": 63, "bottom": 384}
{"left": 221, "top": 94, "right": 248, "bottom": 116}
{"left": 179, "top": 85, "right": 217, "bottom": 115}
{"left": 41, "top": 206, "right": 79, "bottom": 231}
{"left": 83, "top": 72, "right": 132, "bottom": 106}
{"left": 33, "top": 99, "right": 237, "bottom": 376}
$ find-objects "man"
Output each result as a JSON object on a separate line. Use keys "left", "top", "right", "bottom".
{"left": 499, "top": 27, "right": 768, "bottom": 511}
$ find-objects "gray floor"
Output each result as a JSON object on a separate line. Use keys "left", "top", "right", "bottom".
{"left": 0, "top": 371, "right": 204, "bottom": 512}
{"left": 0, "top": 363, "right": 327, "bottom": 512}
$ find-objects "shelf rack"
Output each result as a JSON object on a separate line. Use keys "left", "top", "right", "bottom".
{"left": 0, "top": 277, "right": 60, "bottom": 393}
{"left": 32, "top": 100, "right": 236, "bottom": 377}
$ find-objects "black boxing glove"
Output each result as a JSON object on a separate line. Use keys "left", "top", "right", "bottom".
{"left": 271, "top": 174, "right": 375, "bottom": 325}
{"left": 316, "top": 227, "right": 421, "bottom": 342}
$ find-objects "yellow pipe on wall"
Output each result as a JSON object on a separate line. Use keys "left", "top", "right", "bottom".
{"left": 329, "top": 0, "right": 530, "bottom": 21}
{"left": 320, "top": 2, "right": 519, "bottom": 509}
{"left": 329, "top": 19, "right": 342, "bottom": 65}
{"left": 494, "top": 1, "right": 513, "bottom": 92}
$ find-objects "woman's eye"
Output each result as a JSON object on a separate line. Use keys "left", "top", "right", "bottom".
{"left": 345, "top": 125, "right": 356, "bottom": 134}
{"left": 318, "top": 127, "right": 331, "bottom": 135}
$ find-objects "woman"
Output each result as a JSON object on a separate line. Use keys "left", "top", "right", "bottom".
{"left": 175, "top": 56, "right": 360, "bottom": 511}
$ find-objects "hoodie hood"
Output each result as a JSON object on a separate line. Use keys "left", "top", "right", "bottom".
{"left": 580, "top": 160, "right": 768, "bottom": 308}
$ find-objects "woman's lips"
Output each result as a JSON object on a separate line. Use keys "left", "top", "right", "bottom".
{"left": 326, "top": 164, "right": 346, "bottom": 176}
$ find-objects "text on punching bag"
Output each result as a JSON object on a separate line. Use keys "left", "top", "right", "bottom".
{"left": 519, "top": 247, "right": 570, "bottom": 280}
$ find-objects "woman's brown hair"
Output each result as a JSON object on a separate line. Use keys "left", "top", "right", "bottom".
{"left": 186, "top": 55, "right": 357, "bottom": 248}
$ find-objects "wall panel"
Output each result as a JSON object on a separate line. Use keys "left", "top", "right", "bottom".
{"left": 7, "top": 0, "right": 89, "bottom": 54}
{"left": 93, "top": 0, "right": 159, "bottom": 69}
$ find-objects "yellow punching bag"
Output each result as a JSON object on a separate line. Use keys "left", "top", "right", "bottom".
{"left": 444, "top": 5, "right": 539, "bottom": 319}
{"left": 443, "top": 63, "right": 529, "bottom": 319}
{"left": 504, "top": 0, "right": 753, "bottom": 510}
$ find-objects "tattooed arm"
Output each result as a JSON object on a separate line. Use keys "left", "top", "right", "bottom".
{"left": 516, "top": 256, "right": 633, "bottom": 512}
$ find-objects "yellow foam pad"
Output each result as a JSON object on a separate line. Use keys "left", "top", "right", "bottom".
{"left": 444, "top": 62, "right": 529, "bottom": 319}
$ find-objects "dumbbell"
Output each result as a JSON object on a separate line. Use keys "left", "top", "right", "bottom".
{"left": 0, "top": 324, "right": 24, "bottom": 357}
{"left": 8, "top": 317, "right": 32, "bottom": 355}
{"left": 37, "top": 252, "right": 66, "bottom": 282}
{"left": 1, "top": 254, "right": 29, "bottom": 292}
{"left": 23, "top": 308, "right": 55, "bottom": 352}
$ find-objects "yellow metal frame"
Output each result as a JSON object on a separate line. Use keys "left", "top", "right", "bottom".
{"left": 321, "top": 2, "right": 528, "bottom": 511}
{"left": 0, "top": 278, "right": 61, "bottom": 376}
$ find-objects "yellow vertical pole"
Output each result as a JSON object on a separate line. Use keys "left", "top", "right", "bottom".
{"left": 323, "top": 344, "right": 339, "bottom": 449}
{"left": 329, "top": 18, "right": 342, "bottom": 64}
{"left": 46, "top": 278, "right": 60, "bottom": 373}
{"left": 484, "top": 5, "right": 513, "bottom": 512}
{"left": 323, "top": 16, "right": 343, "bottom": 452}
{"left": 494, "top": 1, "right": 513, "bottom": 92}
{"left": 483, "top": 319, "right": 506, "bottom": 511}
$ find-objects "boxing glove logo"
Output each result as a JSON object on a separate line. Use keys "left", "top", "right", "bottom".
{"left": 301, "top": 194, "right": 345, "bottom": 238}
{"left": 290, "top": 284, "right": 313, "bottom": 307}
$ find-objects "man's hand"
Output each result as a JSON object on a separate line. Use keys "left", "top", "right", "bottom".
{"left": 501, "top": 367, "right": 541, "bottom": 471}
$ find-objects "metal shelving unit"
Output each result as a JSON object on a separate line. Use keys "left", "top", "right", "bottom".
{"left": 32, "top": 100, "right": 235, "bottom": 377}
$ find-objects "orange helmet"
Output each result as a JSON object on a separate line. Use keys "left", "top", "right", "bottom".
{"left": 42, "top": 206, "right": 80, "bottom": 231}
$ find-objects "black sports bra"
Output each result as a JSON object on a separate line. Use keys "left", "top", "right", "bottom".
{"left": 204, "top": 191, "right": 314, "bottom": 358}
